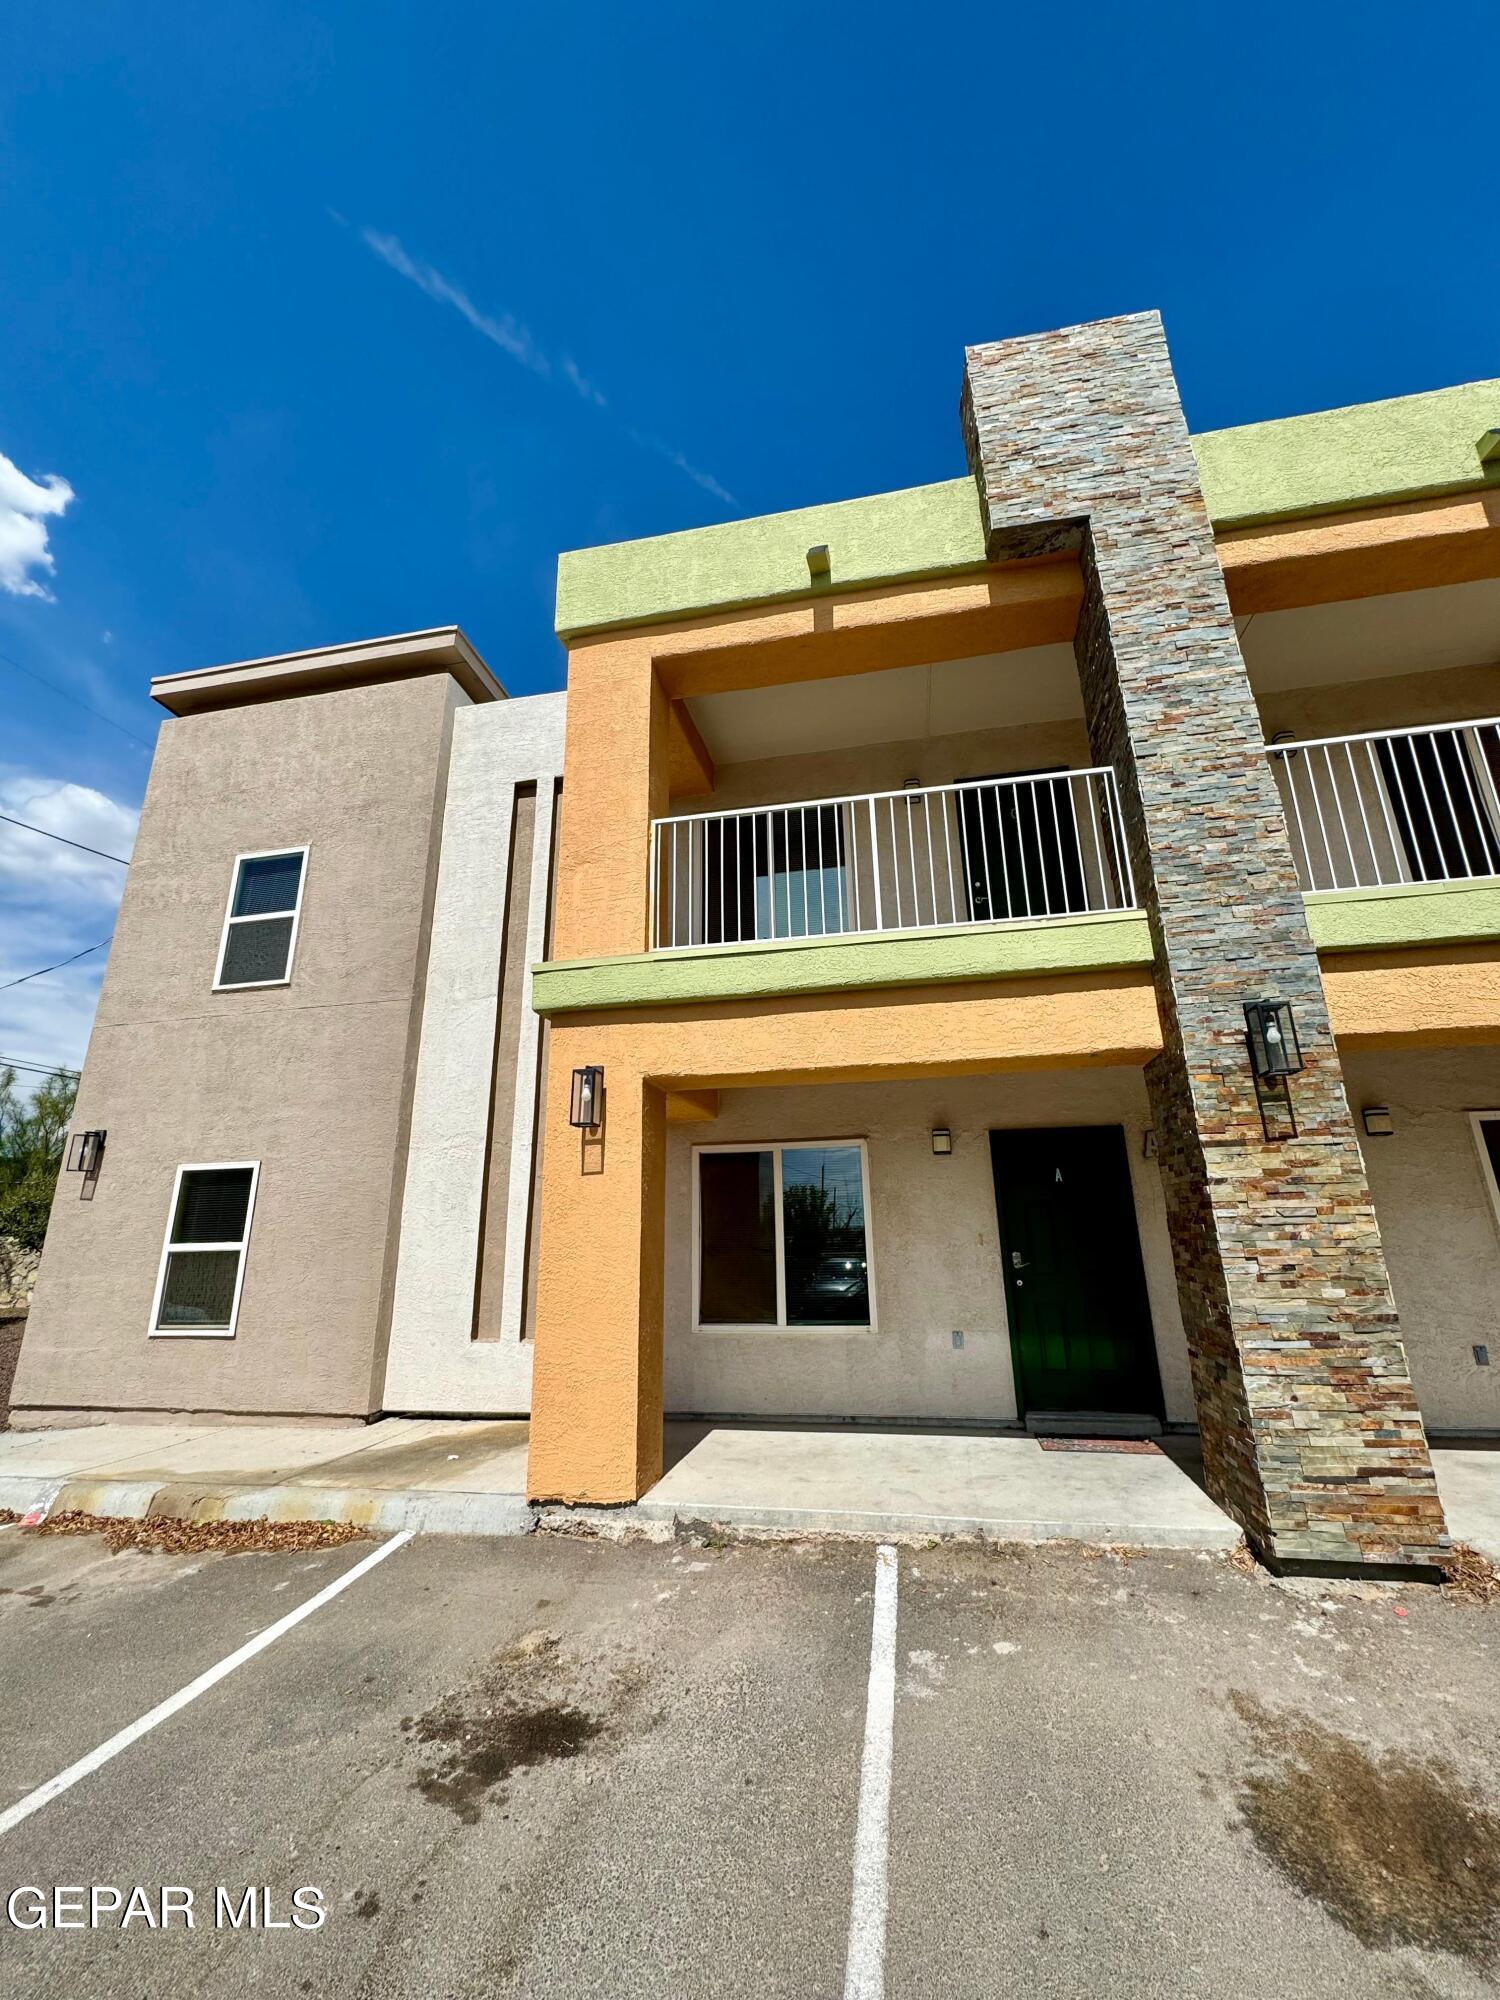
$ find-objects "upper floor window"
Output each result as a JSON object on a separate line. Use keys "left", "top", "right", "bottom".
{"left": 214, "top": 848, "right": 307, "bottom": 989}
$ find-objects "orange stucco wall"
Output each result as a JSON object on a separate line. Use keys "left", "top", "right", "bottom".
{"left": 532, "top": 501, "right": 1500, "bottom": 1505}
{"left": 525, "top": 968, "right": 1163, "bottom": 1503}
{"left": 1218, "top": 490, "right": 1500, "bottom": 614}
{"left": 1323, "top": 945, "right": 1500, "bottom": 1050}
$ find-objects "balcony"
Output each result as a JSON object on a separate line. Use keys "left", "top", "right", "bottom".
{"left": 1268, "top": 718, "right": 1500, "bottom": 894}
{"left": 650, "top": 768, "right": 1136, "bottom": 951}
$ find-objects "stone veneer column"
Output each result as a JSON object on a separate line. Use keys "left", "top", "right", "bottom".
{"left": 962, "top": 311, "right": 1445, "bottom": 1569}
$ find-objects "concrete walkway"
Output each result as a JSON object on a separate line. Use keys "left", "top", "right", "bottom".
{"left": 0, "top": 1417, "right": 532, "bottom": 1536}
{"left": 6, "top": 1414, "right": 1488, "bottom": 1556}
{"left": 1432, "top": 1444, "right": 1500, "bottom": 1562}
{"left": 638, "top": 1425, "right": 1242, "bottom": 1549}
{"left": 0, "top": 1416, "right": 1246, "bottom": 1551}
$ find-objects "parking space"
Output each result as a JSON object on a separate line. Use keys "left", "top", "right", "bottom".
{"left": 2, "top": 1523, "right": 1500, "bottom": 1997}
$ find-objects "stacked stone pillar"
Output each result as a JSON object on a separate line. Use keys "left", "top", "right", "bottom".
{"left": 962, "top": 312, "right": 1445, "bottom": 1568}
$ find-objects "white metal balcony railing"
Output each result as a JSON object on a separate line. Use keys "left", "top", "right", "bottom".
{"left": 650, "top": 768, "right": 1137, "bottom": 951}
{"left": 1268, "top": 718, "right": 1500, "bottom": 895}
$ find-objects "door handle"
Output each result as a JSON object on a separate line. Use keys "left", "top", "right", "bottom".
{"left": 1010, "top": 1251, "right": 1029, "bottom": 1271}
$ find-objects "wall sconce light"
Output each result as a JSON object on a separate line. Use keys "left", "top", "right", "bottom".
{"left": 65, "top": 1129, "right": 105, "bottom": 1175}
{"left": 806, "top": 544, "right": 831, "bottom": 580}
{"left": 1362, "top": 1105, "right": 1395, "bottom": 1138}
{"left": 930, "top": 1127, "right": 953, "bottom": 1156}
{"left": 1142, "top": 1128, "right": 1157, "bottom": 1158}
{"left": 569, "top": 1066, "right": 604, "bottom": 1130}
{"left": 1244, "top": 999, "right": 1304, "bottom": 1081}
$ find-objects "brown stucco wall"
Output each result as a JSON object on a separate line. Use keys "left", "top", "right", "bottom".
{"left": 12, "top": 673, "right": 465, "bottom": 1420}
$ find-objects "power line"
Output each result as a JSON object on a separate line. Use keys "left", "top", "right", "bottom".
{"left": 0, "top": 1055, "right": 81, "bottom": 1079}
{"left": 0, "top": 937, "right": 112, "bottom": 992}
{"left": 0, "top": 812, "right": 131, "bottom": 866}
{"left": 0, "top": 644, "right": 156, "bottom": 752}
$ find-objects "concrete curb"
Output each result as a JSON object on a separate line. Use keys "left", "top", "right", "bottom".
{"left": 538, "top": 1497, "right": 1243, "bottom": 1552}
{"left": 0, "top": 1474, "right": 534, "bottom": 1538}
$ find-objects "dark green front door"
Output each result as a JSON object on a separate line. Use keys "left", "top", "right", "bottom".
{"left": 988, "top": 1125, "right": 1164, "bottom": 1420}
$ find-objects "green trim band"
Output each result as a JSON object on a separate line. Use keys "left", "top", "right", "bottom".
{"left": 556, "top": 376, "right": 1500, "bottom": 639}
{"left": 555, "top": 478, "right": 985, "bottom": 640}
{"left": 1304, "top": 878, "right": 1500, "bottom": 953}
{"left": 531, "top": 909, "right": 1155, "bottom": 1015}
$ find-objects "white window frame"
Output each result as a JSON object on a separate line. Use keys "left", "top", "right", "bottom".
{"left": 213, "top": 846, "right": 309, "bottom": 991}
{"left": 148, "top": 1160, "right": 260, "bottom": 1339}
{"left": 1470, "top": 1112, "right": 1500, "bottom": 1244}
{"left": 690, "top": 1138, "right": 877, "bottom": 1333}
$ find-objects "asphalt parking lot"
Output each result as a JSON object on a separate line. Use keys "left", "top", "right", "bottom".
{"left": 2, "top": 1521, "right": 1499, "bottom": 1999}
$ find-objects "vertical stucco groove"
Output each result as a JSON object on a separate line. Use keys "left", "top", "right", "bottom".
{"left": 365, "top": 678, "right": 471, "bottom": 1408}
{"left": 472, "top": 782, "right": 528, "bottom": 1338}
{"left": 500, "top": 774, "right": 559, "bottom": 1344}
{"left": 381, "top": 693, "right": 567, "bottom": 1415}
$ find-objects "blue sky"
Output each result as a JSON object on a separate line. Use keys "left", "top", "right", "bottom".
{"left": 2, "top": 1, "right": 1498, "bottom": 1081}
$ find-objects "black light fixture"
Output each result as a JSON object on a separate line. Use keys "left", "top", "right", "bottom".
{"left": 1362, "top": 1105, "right": 1395, "bottom": 1138}
{"left": 1244, "top": 999, "right": 1304, "bottom": 1081}
{"left": 569, "top": 1066, "right": 605, "bottom": 1130}
{"left": 930, "top": 1127, "right": 953, "bottom": 1156}
{"left": 65, "top": 1129, "right": 106, "bottom": 1175}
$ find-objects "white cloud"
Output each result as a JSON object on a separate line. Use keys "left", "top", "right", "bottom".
{"left": 0, "top": 450, "right": 75, "bottom": 600}
{"left": 0, "top": 774, "right": 138, "bottom": 904}
{"left": 350, "top": 222, "right": 734, "bottom": 505}
{"left": 361, "top": 228, "right": 552, "bottom": 381}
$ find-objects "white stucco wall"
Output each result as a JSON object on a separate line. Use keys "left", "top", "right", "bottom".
{"left": 382, "top": 693, "right": 566, "bottom": 1414}
{"left": 1342, "top": 1046, "right": 1500, "bottom": 1435}
{"left": 663, "top": 1068, "right": 1195, "bottom": 1426}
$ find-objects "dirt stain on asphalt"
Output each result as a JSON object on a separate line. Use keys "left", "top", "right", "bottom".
{"left": 403, "top": 1629, "right": 624, "bottom": 1826}
{"left": 1229, "top": 1691, "right": 1500, "bottom": 1968}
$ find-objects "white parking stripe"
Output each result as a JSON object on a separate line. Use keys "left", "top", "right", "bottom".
{"left": 0, "top": 1529, "right": 415, "bottom": 1839}
{"left": 843, "top": 1543, "right": 898, "bottom": 2000}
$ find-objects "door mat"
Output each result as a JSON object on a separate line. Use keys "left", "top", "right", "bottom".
{"left": 1037, "top": 1437, "right": 1162, "bottom": 1455}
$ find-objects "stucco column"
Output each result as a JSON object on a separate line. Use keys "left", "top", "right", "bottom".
{"left": 550, "top": 634, "right": 670, "bottom": 960}
{"left": 527, "top": 1033, "right": 667, "bottom": 1503}
{"left": 962, "top": 313, "right": 1445, "bottom": 1570}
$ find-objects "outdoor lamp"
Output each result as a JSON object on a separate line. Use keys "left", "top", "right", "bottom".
{"left": 65, "top": 1129, "right": 105, "bottom": 1174}
{"left": 930, "top": 1127, "right": 953, "bottom": 1156}
{"left": 1244, "top": 1000, "right": 1304, "bottom": 1081}
{"left": 569, "top": 1066, "right": 605, "bottom": 1130}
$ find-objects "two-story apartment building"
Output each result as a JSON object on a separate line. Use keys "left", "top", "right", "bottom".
{"left": 14, "top": 311, "right": 1500, "bottom": 1572}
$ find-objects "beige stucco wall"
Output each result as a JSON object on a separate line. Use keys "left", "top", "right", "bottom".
{"left": 662, "top": 1067, "right": 1194, "bottom": 1426}
{"left": 13, "top": 672, "right": 465, "bottom": 1420}
{"left": 680, "top": 716, "right": 1094, "bottom": 817}
{"left": 1342, "top": 1046, "right": 1500, "bottom": 1435}
{"left": 1255, "top": 660, "right": 1500, "bottom": 743}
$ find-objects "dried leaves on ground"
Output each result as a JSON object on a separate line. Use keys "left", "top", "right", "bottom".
{"left": 23, "top": 1511, "right": 370, "bottom": 1556}
{"left": 1439, "top": 1541, "right": 1500, "bottom": 1606}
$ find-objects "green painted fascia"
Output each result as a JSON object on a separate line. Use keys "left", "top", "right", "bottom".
{"left": 556, "top": 378, "right": 1500, "bottom": 639}
{"left": 531, "top": 909, "right": 1155, "bottom": 1015}
{"left": 1194, "top": 378, "right": 1500, "bottom": 530}
{"left": 1304, "top": 877, "right": 1500, "bottom": 952}
{"left": 555, "top": 477, "right": 986, "bottom": 640}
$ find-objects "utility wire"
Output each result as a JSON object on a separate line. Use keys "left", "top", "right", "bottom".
{"left": 0, "top": 645, "right": 156, "bottom": 752}
{"left": 0, "top": 938, "right": 112, "bottom": 992}
{"left": 0, "top": 812, "right": 131, "bottom": 866}
{"left": 0, "top": 1055, "right": 81, "bottom": 1079}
